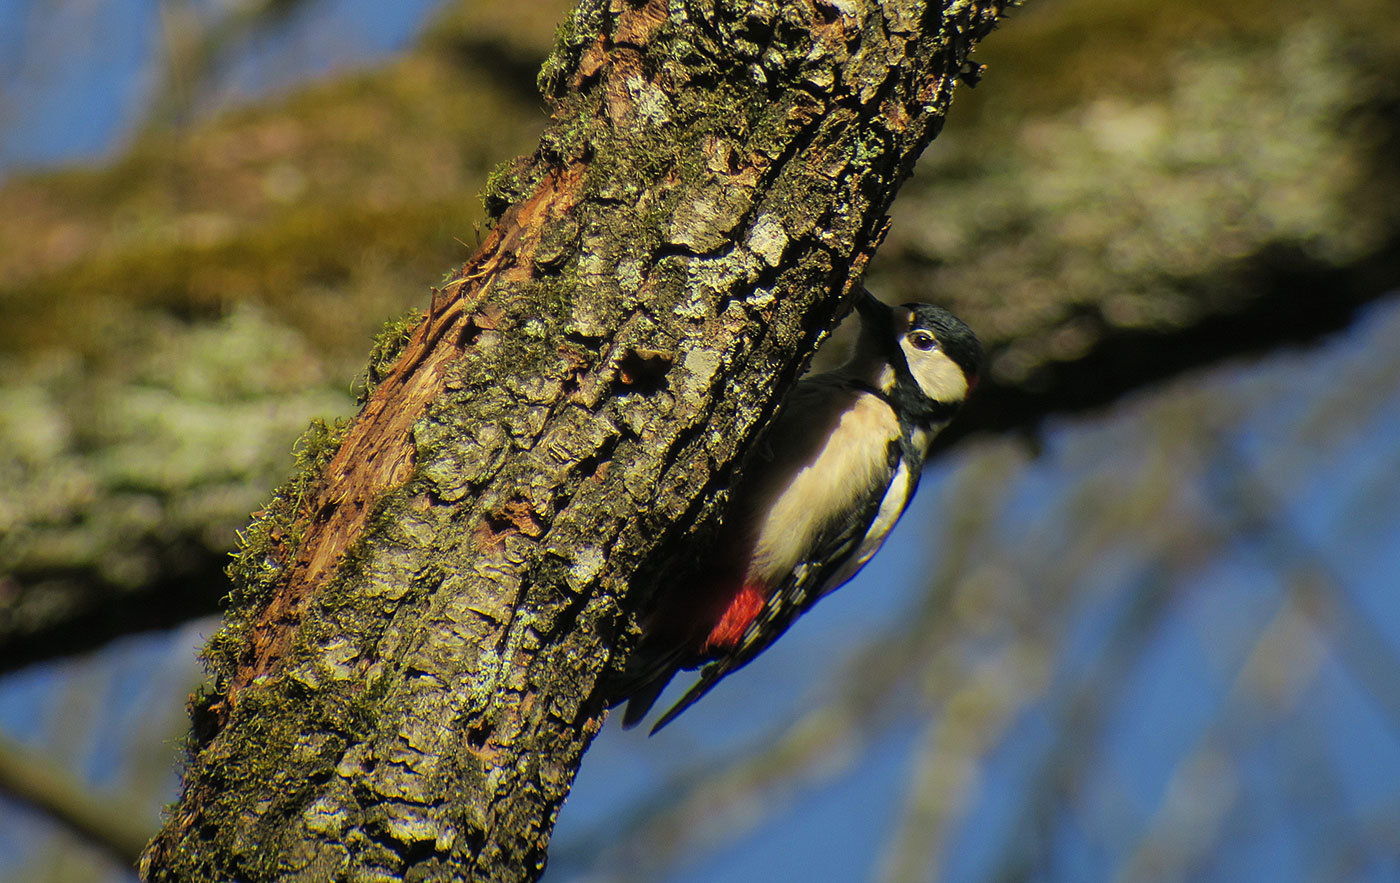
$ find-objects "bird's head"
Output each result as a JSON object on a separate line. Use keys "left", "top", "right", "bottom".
{"left": 854, "top": 290, "right": 982, "bottom": 410}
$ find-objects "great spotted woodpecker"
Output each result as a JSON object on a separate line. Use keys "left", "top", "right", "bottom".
{"left": 611, "top": 290, "right": 982, "bottom": 733}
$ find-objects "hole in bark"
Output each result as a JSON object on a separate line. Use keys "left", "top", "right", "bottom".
{"left": 464, "top": 827, "right": 487, "bottom": 858}
{"left": 466, "top": 723, "right": 491, "bottom": 749}
{"left": 575, "top": 434, "right": 620, "bottom": 484}
{"left": 459, "top": 317, "right": 484, "bottom": 348}
{"left": 459, "top": 304, "right": 507, "bottom": 349}
{"left": 483, "top": 510, "right": 512, "bottom": 535}
{"left": 473, "top": 511, "right": 515, "bottom": 553}
{"left": 616, "top": 348, "right": 672, "bottom": 394}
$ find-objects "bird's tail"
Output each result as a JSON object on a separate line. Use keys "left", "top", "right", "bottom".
{"left": 605, "top": 640, "right": 688, "bottom": 730}
{"left": 647, "top": 660, "right": 732, "bottom": 734}
{"left": 618, "top": 671, "right": 675, "bottom": 729}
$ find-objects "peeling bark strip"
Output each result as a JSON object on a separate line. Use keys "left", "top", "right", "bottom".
{"left": 143, "top": 1, "right": 1014, "bottom": 881}
{"left": 227, "top": 165, "right": 590, "bottom": 706}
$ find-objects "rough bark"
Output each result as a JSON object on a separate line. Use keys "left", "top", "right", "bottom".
{"left": 140, "top": 0, "right": 1013, "bottom": 880}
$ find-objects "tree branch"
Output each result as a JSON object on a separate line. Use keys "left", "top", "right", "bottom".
{"left": 139, "top": 0, "right": 1016, "bottom": 880}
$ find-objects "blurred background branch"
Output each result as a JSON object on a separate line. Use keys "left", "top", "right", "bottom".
{"left": 0, "top": 730, "right": 150, "bottom": 866}
{"left": 150, "top": 0, "right": 315, "bottom": 129}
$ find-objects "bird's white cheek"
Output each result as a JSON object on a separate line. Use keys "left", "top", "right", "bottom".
{"left": 904, "top": 347, "right": 969, "bottom": 403}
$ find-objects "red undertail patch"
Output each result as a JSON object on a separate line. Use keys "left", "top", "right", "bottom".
{"left": 705, "top": 585, "right": 766, "bottom": 651}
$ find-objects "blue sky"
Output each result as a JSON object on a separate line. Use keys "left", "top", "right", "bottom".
{"left": 0, "top": 0, "right": 445, "bottom": 175}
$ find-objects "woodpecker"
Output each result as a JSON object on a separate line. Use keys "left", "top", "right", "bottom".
{"left": 611, "top": 290, "right": 982, "bottom": 733}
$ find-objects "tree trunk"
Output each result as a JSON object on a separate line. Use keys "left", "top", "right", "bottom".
{"left": 140, "top": 0, "right": 1014, "bottom": 880}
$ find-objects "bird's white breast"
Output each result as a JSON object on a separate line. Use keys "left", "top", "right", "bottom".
{"left": 746, "top": 391, "right": 900, "bottom": 586}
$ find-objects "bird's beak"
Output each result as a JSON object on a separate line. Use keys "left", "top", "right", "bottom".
{"left": 854, "top": 288, "right": 888, "bottom": 322}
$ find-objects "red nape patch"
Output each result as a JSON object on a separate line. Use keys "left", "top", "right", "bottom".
{"left": 704, "top": 585, "right": 766, "bottom": 651}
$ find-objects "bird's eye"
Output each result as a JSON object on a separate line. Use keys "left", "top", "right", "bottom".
{"left": 908, "top": 331, "right": 937, "bottom": 351}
